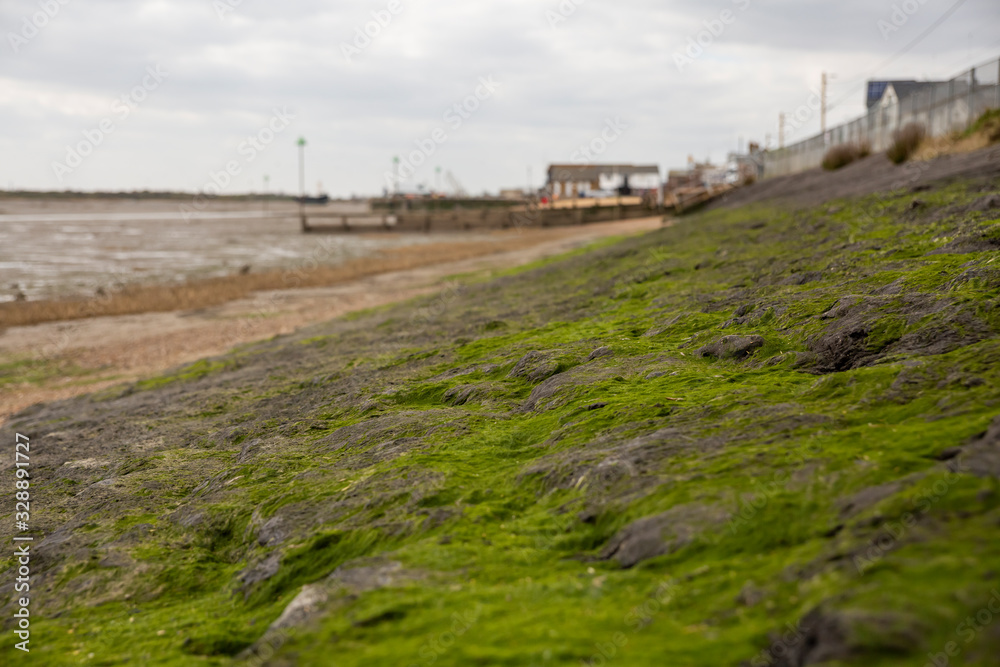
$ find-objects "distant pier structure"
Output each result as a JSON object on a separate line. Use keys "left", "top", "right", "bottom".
{"left": 299, "top": 163, "right": 667, "bottom": 234}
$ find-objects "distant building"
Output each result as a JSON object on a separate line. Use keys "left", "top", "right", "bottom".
{"left": 664, "top": 145, "right": 762, "bottom": 197}
{"left": 867, "top": 80, "right": 914, "bottom": 108}
{"left": 546, "top": 164, "right": 660, "bottom": 199}
{"left": 728, "top": 142, "right": 764, "bottom": 183}
{"left": 664, "top": 169, "right": 702, "bottom": 192}
{"left": 866, "top": 80, "right": 952, "bottom": 110}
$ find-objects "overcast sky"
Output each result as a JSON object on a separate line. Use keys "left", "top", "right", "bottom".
{"left": 1, "top": 0, "right": 997, "bottom": 197}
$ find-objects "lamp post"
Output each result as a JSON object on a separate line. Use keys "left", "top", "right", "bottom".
{"left": 297, "top": 138, "right": 307, "bottom": 198}
{"left": 297, "top": 137, "right": 307, "bottom": 231}
{"left": 821, "top": 72, "right": 837, "bottom": 135}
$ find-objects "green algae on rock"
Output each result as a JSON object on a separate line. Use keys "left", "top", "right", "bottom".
{"left": 3, "top": 173, "right": 1000, "bottom": 666}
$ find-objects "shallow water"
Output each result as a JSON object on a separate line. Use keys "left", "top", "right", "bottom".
{"left": 0, "top": 198, "right": 464, "bottom": 302}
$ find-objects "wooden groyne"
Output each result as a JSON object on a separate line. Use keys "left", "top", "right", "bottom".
{"left": 302, "top": 201, "right": 661, "bottom": 233}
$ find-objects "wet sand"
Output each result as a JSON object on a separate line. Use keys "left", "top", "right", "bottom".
{"left": 0, "top": 197, "right": 476, "bottom": 302}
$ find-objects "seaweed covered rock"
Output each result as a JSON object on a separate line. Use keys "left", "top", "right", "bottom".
{"left": 696, "top": 334, "right": 766, "bottom": 360}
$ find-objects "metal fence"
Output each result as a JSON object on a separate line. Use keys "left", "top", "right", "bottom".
{"left": 763, "top": 56, "right": 1000, "bottom": 178}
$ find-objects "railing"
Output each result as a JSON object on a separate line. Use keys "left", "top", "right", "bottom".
{"left": 763, "top": 56, "right": 1000, "bottom": 178}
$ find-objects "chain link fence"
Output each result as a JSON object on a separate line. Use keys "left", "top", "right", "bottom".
{"left": 764, "top": 56, "right": 1000, "bottom": 178}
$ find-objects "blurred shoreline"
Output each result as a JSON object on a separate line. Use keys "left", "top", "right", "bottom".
{"left": 1, "top": 215, "right": 664, "bottom": 423}
{"left": 0, "top": 196, "right": 449, "bottom": 304}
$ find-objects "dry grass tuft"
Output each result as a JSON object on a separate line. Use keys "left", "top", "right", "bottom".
{"left": 912, "top": 110, "right": 1000, "bottom": 160}
{"left": 822, "top": 141, "right": 871, "bottom": 171}
{"left": 887, "top": 123, "right": 927, "bottom": 164}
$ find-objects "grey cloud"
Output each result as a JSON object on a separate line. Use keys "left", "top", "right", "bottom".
{"left": 1, "top": 0, "right": 997, "bottom": 194}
